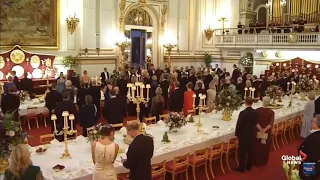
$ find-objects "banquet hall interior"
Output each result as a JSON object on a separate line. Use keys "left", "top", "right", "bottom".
{"left": 1, "top": 0, "right": 320, "bottom": 179}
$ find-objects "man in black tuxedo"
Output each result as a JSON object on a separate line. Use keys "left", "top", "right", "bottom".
{"left": 45, "top": 84, "right": 62, "bottom": 132}
{"left": 231, "top": 64, "right": 241, "bottom": 84}
{"left": 116, "top": 73, "right": 128, "bottom": 97}
{"left": 160, "top": 74, "right": 170, "bottom": 109}
{"left": 12, "top": 71, "right": 19, "bottom": 89}
{"left": 89, "top": 84, "right": 101, "bottom": 117}
{"left": 235, "top": 97, "right": 258, "bottom": 172}
{"left": 54, "top": 91, "right": 76, "bottom": 141}
{"left": 103, "top": 89, "right": 124, "bottom": 124}
{"left": 315, "top": 96, "right": 320, "bottom": 116}
{"left": 19, "top": 72, "right": 33, "bottom": 95}
{"left": 114, "top": 86, "right": 127, "bottom": 118}
{"left": 169, "top": 82, "right": 184, "bottom": 112}
{"left": 235, "top": 77, "right": 245, "bottom": 99}
{"left": 179, "top": 72, "right": 188, "bottom": 92}
{"left": 148, "top": 64, "right": 156, "bottom": 77}
{"left": 77, "top": 83, "right": 90, "bottom": 110}
{"left": 100, "top": 68, "right": 110, "bottom": 84}
{"left": 298, "top": 117, "right": 320, "bottom": 179}
{"left": 71, "top": 72, "right": 80, "bottom": 89}
{"left": 123, "top": 122, "right": 154, "bottom": 180}
{"left": 213, "top": 64, "right": 222, "bottom": 75}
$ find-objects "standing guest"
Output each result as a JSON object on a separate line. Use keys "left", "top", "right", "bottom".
{"left": 81, "top": 70, "right": 90, "bottom": 84}
{"left": 4, "top": 144, "right": 44, "bottom": 180}
{"left": 100, "top": 68, "right": 110, "bottom": 84}
{"left": 169, "top": 76, "right": 178, "bottom": 96}
{"left": 54, "top": 91, "right": 77, "bottom": 141}
{"left": 19, "top": 72, "right": 33, "bottom": 95}
{"left": 236, "top": 77, "right": 245, "bottom": 99}
{"left": 150, "top": 87, "right": 165, "bottom": 122}
{"left": 89, "top": 83, "right": 101, "bottom": 117}
{"left": 63, "top": 80, "right": 75, "bottom": 103}
{"left": 91, "top": 125, "right": 119, "bottom": 180}
{"left": 188, "top": 70, "right": 197, "bottom": 90}
{"left": 80, "top": 95, "right": 97, "bottom": 137}
{"left": 169, "top": 82, "right": 184, "bottom": 112}
{"left": 1, "top": 86, "right": 20, "bottom": 118}
{"left": 116, "top": 73, "right": 128, "bottom": 97}
{"left": 114, "top": 86, "right": 127, "bottom": 118}
{"left": 12, "top": 71, "right": 19, "bottom": 89}
{"left": 231, "top": 64, "right": 241, "bottom": 84}
{"left": 301, "top": 92, "right": 316, "bottom": 138}
{"left": 194, "top": 75, "right": 205, "bottom": 91}
{"left": 4, "top": 76, "right": 16, "bottom": 95}
{"left": 77, "top": 83, "right": 90, "bottom": 110}
{"left": 45, "top": 84, "right": 62, "bottom": 132}
{"left": 183, "top": 82, "right": 195, "bottom": 116}
{"left": 159, "top": 73, "right": 169, "bottom": 110}
{"left": 150, "top": 75, "right": 159, "bottom": 99}
{"left": 206, "top": 82, "right": 217, "bottom": 112}
{"left": 204, "top": 71, "right": 213, "bottom": 89}
{"left": 213, "top": 64, "right": 222, "bottom": 75}
{"left": 298, "top": 116, "right": 320, "bottom": 180}
{"left": 103, "top": 89, "right": 124, "bottom": 124}
{"left": 57, "top": 72, "right": 66, "bottom": 94}
{"left": 179, "top": 72, "right": 188, "bottom": 92}
{"left": 194, "top": 81, "right": 207, "bottom": 107}
{"left": 254, "top": 97, "right": 274, "bottom": 166}
{"left": 122, "top": 122, "right": 154, "bottom": 180}
{"left": 235, "top": 97, "right": 258, "bottom": 172}
{"left": 71, "top": 72, "right": 80, "bottom": 89}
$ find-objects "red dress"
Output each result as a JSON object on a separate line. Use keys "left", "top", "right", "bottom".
{"left": 183, "top": 90, "right": 194, "bottom": 116}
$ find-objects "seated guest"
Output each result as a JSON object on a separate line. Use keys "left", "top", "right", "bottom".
{"left": 19, "top": 72, "right": 33, "bottom": 95}
{"left": 103, "top": 89, "right": 124, "bottom": 124}
{"left": 151, "top": 87, "right": 165, "bottom": 122}
{"left": 45, "top": 84, "right": 62, "bottom": 132}
{"left": 301, "top": 92, "right": 315, "bottom": 138}
{"left": 254, "top": 97, "right": 274, "bottom": 166}
{"left": 4, "top": 144, "right": 44, "bottom": 180}
{"left": 80, "top": 95, "right": 97, "bottom": 137}
{"left": 207, "top": 82, "right": 217, "bottom": 112}
{"left": 54, "top": 91, "right": 77, "bottom": 141}
{"left": 169, "top": 82, "right": 184, "bottom": 112}
{"left": 298, "top": 116, "right": 320, "bottom": 179}
{"left": 4, "top": 76, "right": 16, "bottom": 95}
{"left": 235, "top": 97, "right": 258, "bottom": 172}
{"left": 63, "top": 80, "right": 75, "bottom": 103}
{"left": 1, "top": 86, "right": 20, "bottom": 118}
{"left": 183, "top": 82, "right": 195, "bottom": 116}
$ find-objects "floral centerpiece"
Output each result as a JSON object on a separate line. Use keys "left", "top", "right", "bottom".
{"left": 283, "top": 162, "right": 300, "bottom": 180}
{"left": 295, "top": 77, "right": 313, "bottom": 100}
{"left": 0, "top": 112, "right": 28, "bottom": 173}
{"left": 87, "top": 123, "right": 103, "bottom": 143}
{"left": 164, "top": 112, "right": 187, "bottom": 132}
{"left": 265, "top": 85, "right": 284, "bottom": 105}
{"left": 215, "top": 87, "right": 242, "bottom": 121}
{"left": 19, "top": 90, "right": 29, "bottom": 102}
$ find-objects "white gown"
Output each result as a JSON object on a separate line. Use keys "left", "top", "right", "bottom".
{"left": 93, "top": 142, "right": 117, "bottom": 180}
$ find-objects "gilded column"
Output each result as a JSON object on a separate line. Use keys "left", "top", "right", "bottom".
{"left": 161, "top": 4, "right": 167, "bottom": 34}
{"left": 239, "top": 0, "right": 255, "bottom": 26}
{"left": 119, "top": 0, "right": 126, "bottom": 32}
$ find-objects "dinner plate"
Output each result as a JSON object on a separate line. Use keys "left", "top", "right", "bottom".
{"left": 12, "top": 65, "right": 24, "bottom": 77}
{"left": 0, "top": 56, "right": 5, "bottom": 69}
{"left": 32, "top": 68, "right": 42, "bottom": 79}
{"left": 30, "top": 55, "right": 40, "bottom": 68}
{"left": 0, "top": 71, "right": 3, "bottom": 80}
{"left": 10, "top": 49, "right": 25, "bottom": 64}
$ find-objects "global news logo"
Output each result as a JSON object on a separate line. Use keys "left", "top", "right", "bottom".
{"left": 303, "top": 162, "right": 316, "bottom": 176}
{"left": 281, "top": 150, "right": 307, "bottom": 165}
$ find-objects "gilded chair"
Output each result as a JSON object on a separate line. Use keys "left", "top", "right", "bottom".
{"left": 271, "top": 124, "right": 278, "bottom": 150}
{"left": 166, "top": 153, "right": 189, "bottom": 180}
{"left": 222, "top": 137, "right": 238, "bottom": 171}
{"left": 40, "top": 134, "right": 55, "bottom": 145}
{"left": 144, "top": 116, "right": 157, "bottom": 125}
{"left": 152, "top": 160, "right": 166, "bottom": 180}
{"left": 159, "top": 114, "right": 169, "bottom": 120}
{"left": 25, "top": 107, "right": 39, "bottom": 130}
{"left": 187, "top": 109, "right": 196, "bottom": 116}
{"left": 110, "top": 123, "right": 124, "bottom": 128}
{"left": 293, "top": 114, "right": 303, "bottom": 137}
{"left": 40, "top": 108, "right": 50, "bottom": 128}
{"left": 189, "top": 148, "right": 210, "bottom": 180}
{"left": 273, "top": 122, "right": 285, "bottom": 149}
{"left": 208, "top": 142, "right": 225, "bottom": 179}
{"left": 283, "top": 119, "right": 294, "bottom": 144}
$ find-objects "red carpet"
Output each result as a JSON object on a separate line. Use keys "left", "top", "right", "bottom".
{"left": 24, "top": 119, "right": 301, "bottom": 180}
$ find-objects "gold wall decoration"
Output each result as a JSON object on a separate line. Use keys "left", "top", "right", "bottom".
{"left": 139, "top": 0, "right": 148, "bottom": 7}
{"left": 125, "top": 8, "right": 153, "bottom": 26}
{"left": 0, "top": 0, "right": 59, "bottom": 49}
{"left": 204, "top": 26, "right": 214, "bottom": 41}
{"left": 119, "top": 0, "right": 127, "bottom": 31}
{"left": 261, "top": 50, "right": 268, "bottom": 57}
{"left": 66, "top": 15, "right": 80, "bottom": 34}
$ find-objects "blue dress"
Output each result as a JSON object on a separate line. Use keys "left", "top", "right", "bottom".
{"left": 57, "top": 79, "right": 66, "bottom": 94}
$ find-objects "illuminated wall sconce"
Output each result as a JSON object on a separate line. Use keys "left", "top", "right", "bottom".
{"left": 66, "top": 13, "right": 80, "bottom": 34}
{"left": 204, "top": 26, "right": 215, "bottom": 41}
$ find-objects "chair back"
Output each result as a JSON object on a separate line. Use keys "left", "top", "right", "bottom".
{"left": 144, "top": 116, "right": 157, "bottom": 125}
{"left": 126, "top": 120, "right": 139, "bottom": 125}
{"left": 40, "top": 134, "right": 55, "bottom": 144}
{"left": 187, "top": 109, "right": 196, "bottom": 116}
{"left": 285, "top": 119, "right": 294, "bottom": 130}
{"left": 152, "top": 160, "right": 166, "bottom": 180}
{"left": 277, "top": 122, "right": 285, "bottom": 133}
{"left": 27, "top": 107, "right": 38, "bottom": 116}
{"left": 210, "top": 142, "right": 224, "bottom": 160}
{"left": 192, "top": 148, "right": 208, "bottom": 166}
{"left": 111, "top": 123, "right": 123, "bottom": 128}
{"left": 227, "top": 137, "right": 238, "bottom": 152}
{"left": 159, "top": 114, "right": 169, "bottom": 120}
{"left": 201, "top": 107, "right": 210, "bottom": 113}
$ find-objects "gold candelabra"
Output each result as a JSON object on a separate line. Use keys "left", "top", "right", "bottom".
{"left": 115, "top": 39, "right": 131, "bottom": 71}
{"left": 244, "top": 87, "right": 256, "bottom": 99}
{"left": 192, "top": 93, "right": 206, "bottom": 133}
{"left": 66, "top": 14, "right": 80, "bottom": 34}
{"left": 163, "top": 43, "right": 176, "bottom": 68}
{"left": 288, "top": 81, "right": 296, "bottom": 107}
{"left": 51, "top": 111, "right": 76, "bottom": 159}
{"left": 204, "top": 25, "right": 215, "bottom": 41}
{"left": 0, "top": 82, "right": 4, "bottom": 101}
{"left": 127, "top": 82, "right": 151, "bottom": 122}
{"left": 218, "top": 17, "right": 228, "bottom": 34}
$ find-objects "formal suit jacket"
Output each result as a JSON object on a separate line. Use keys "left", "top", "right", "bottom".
{"left": 214, "top": 67, "right": 222, "bottom": 75}
{"left": 235, "top": 107, "right": 258, "bottom": 145}
{"left": 89, "top": 86, "right": 101, "bottom": 110}
{"left": 298, "top": 131, "right": 320, "bottom": 179}
{"left": 116, "top": 78, "right": 128, "bottom": 97}
{"left": 13, "top": 76, "right": 19, "bottom": 89}
{"left": 315, "top": 97, "right": 320, "bottom": 116}
{"left": 179, "top": 77, "right": 188, "bottom": 92}
{"left": 45, "top": 90, "right": 62, "bottom": 111}
{"left": 100, "top": 71, "right": 110, "bottom": 82}
{"left": 232, "top": 69, "right": 241, "bottom": 83}
{"left": 77, "top": 88, "right": 90, "bottom": 109}
{"left": 71, "top": 76, "right": 80, "bottom": 89}
{"left": 19, "top": 78, "right": 33, "bottom": 94}
{"left": 204, "top": 74, "right": 213, "bottom": 89}
{"left": 54, "top": 100, "right": 76, "bottom": 131}
{"left": 188, "top": 75, "right": 197, "bottom": 90}
{"left": 79, "top": 104, "right": 97, "bottom": 128}
{"left": 1, "top": 94, "right": 20, "bottom": 114}
{"left": 159, "top": 80, "right": 169, "bottom": 98}
{"left": 103, "top": 97, "right": 124, "bottom": 124}
{"left": 236, "top": 83, "right": 245, "bottom": 99}
{"left": 169, "top": 89, "right": 184, "bottom": 112}
{"left": 123, "top": 134, "right": 154, "bottom": 180}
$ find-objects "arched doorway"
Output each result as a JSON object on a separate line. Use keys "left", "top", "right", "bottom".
{"left": 123, "top": 4, "right": 160, "bottom": 68}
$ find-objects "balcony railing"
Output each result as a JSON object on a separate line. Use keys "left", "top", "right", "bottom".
{"left": 214, "top": 27, "right": 320, "bottom": 49}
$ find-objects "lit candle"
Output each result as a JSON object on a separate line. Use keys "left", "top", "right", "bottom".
{"left": 244, "top": 87, "right": 248, "bottom": 98}
{"left": 140, "top": 84, "right": 145, "bottom": 98}
{"left": 287, "top": 82, "right": 290, "bottom": 91}
{"left": 127, "top": 87, "right": 131, "bottom": 98}
{"left": 203, "top": 95, "right": 206, "bottom": 106}
{"left": 146, "top": 84, "right": 150, "bottom": 99}
{"left": 53, "top": 120, "right": 57, "bottom": 132}
{"left": 69, "top": 114, "right": 75, "bottom": 131}
{"left": 136, "top": 85, "right": 140, "bottom": 97}
{"left": 249, "top": 87, "right": 253, "bottom": 97}
{"left": 252, "top": 88, "right": 255, "bottom": 98}
{"left": 64, "top": 116, "right": 67, "bottom": 128}
{"left": 95, "top": 76, "right": 98, "bottom": 86}
{"left": 198, "top": 93, "right": 202, "bottom": 106}
{"left": 132, "top": 86, "right": 136, "bottom": 99}
{"left": 192, "top": 94, "right": 196, "bottom": 107}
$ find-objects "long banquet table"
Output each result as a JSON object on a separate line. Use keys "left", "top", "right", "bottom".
{"left": 1, "top": 98, "right": 305, "bottom": 180}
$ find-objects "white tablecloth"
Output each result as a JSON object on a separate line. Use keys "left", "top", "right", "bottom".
{"left": 1, "top": 98, "right": 305, "bottom": 180}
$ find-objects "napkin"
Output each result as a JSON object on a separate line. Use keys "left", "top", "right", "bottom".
{"left": 50, "top": 139, "right": 59, "bottom": 145}
{"left": 120, "top": 127, "right": 127, "bottom": 134}
{"left": 75, "top": 135, "right": 86, "bottom": 144}
{"left": 157, "top": 120, "right": 164, "bottom": 125}
{"left": 200, "top": 112, "right": 205, "bottom": 116}
{"left": 186, "top": 114, "right": 191, "bottom": 121}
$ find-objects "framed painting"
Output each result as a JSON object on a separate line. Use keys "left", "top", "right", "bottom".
{"left": 0, "top": 0, "right": 60, "bottom": 49}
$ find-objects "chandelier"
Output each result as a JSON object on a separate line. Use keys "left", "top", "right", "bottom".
{"left": 139, "top": 0, "right": 148, "bottom": 6}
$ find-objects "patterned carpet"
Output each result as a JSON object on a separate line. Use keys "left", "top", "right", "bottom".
{"left": 24, "top": 118, "right": 302, "bottom": 180}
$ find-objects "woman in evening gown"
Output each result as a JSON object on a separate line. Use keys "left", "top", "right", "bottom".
{"left": 253, "top": 97, "right": 275, "bottom": 166}
{"left": 91, "top": 125, "right": 119, "bottom": 180}
{"left": 183, "top": 82, "right": 195, "bottom": 116}
{"left": 57, "top": 72, "right": 66, "bottom": 93}
{"left": 300, "top": 92, "right": 315, "bottom": 138}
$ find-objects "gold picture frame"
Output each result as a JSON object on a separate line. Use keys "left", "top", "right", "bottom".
{"left": 0, "top": 0, "right": 60, "bottom": 50}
